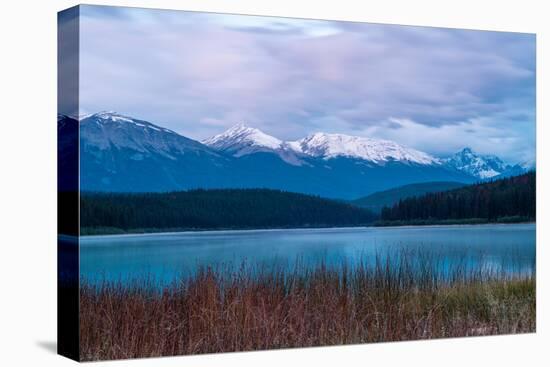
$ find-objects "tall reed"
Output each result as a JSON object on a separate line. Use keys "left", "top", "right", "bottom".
{"left": 79, "top": 250, "right": 535, "bottom": 361}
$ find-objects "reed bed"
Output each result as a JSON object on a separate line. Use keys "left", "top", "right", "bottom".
{"left": 79, "top": 251, "right": 535, "bottom": 361}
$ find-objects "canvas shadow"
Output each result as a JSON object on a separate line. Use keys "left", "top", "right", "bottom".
{"left": 36, "top": 340, "right": 57, "bottom": 354}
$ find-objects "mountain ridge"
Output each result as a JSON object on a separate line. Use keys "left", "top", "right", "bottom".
{"left": 203, "top": 123, "right": 440, "bottom": 166}
{"left": 66, "top": 112, "right": 532, "bottom": 198}
{"left": 442, "top": 147, "right": 510, "bottom": 179}
{"left": 203, "top": 123, "right": 527, "bottom": 180}
{"left": 202, "top": 123, "right": 307, "bottom": 166}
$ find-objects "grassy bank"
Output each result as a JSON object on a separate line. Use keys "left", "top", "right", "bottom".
{"left": 79, "top": 255, "right": 535, "bottom": 361}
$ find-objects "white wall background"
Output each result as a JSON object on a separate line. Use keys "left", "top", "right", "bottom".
{"left": 0, "top": 0, "right": 547, "bottom": 366}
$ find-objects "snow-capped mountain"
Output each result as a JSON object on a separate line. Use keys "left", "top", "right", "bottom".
{"left": 80, "top": 111, "right": 216, "bottom": 160}
{"left": 204, "top": 125, "right": 439, "bottom": 166}
{"left": 443, "top": 148, "right": 510, "bottom": 179}
{"left": 202, "top": 123, "right": 307, "bottom": 165}
{"left": 69, "top": 112, "right": 531, "bottom": 198}
{"left": 203, "top": 123, "right": 282, "bottom": 154}
{"left": 288, "top": 132, "right": 439, "bottom": 165}
{"left": 77, "top": 112, "right": 235, "bottom": 192}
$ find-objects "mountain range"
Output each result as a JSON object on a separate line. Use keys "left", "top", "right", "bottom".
{"left": 59, "top": 111, "right": 534, "bottom": 200}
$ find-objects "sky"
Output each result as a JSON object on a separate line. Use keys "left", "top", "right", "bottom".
{"left": 75, "top": 5, "right": 536, "bottom": 163}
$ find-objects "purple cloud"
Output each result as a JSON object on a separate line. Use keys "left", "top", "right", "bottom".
{"left": 78, "top": 5, "right": 535, "bottom": 163}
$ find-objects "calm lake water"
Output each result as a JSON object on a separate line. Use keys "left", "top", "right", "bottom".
{"left": 79, "top": 223, "right": 535, "bottom": 285}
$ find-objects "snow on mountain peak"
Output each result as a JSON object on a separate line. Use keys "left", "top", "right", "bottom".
{"left": 95, "top": 111, "right": 134, "bottom": 123}
{"left": 80, "top": 112, "right": 213, "bottom": 161}
{"left": 80, "top": 111, "right": 131, "bottom": 122}
{"left": 289, "top": 132, "right": 439, "bottom": 165}
{"left": 78, "top": 113, "right": 530, "bottom": 182}
{"left": 204, "top": 125, "right": 440, "bottom": 166}
{"left": 202, "top": 123, "right": 283, "bottom": 153}
{"left": 444, "top": 147, "right": 509, "bottom": 179}
{"left": 81, "top": 111, "right": 176, "bottom": 134}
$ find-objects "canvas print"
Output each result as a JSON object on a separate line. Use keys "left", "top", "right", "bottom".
{"left": 58, "top": 5, "right": 536, "bottom": 362}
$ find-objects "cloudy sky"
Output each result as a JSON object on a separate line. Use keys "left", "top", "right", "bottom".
{"left": 76, "top": 5, "right": 536, "bottom": 163}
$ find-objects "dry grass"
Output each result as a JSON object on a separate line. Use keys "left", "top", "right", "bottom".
{"left": 79, "top": 255, "right": 535, "bottom": 361}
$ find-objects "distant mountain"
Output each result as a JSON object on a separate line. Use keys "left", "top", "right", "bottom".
{"left": 443, "top": 148, "right": 511, "bottom": 179}
{"left": 204, "top": 124, "right": 439, "bottom": 166}
{"left": 288, "top": 132, "right": 439, "bottom": 165}
{"left": 69, "top": 112, "right": 532, "bottom": 199}
{"left": 202, "top": 123, "right": 306, "bottom": 166}
{"left": 79, "top": 112, "right": 236, "bottom": 192}
{"left": 81, "top": 111, "right": 213, "bottom": 158}
{"left": 202, "top": 123, "right": 282, "bottom": 154}
{"left": 494, "top": 159, "right": 536, "bottom": 179}
{"left": 200, "top": 125, "right": 486, "bottom": 198}
{"left": 351, "top": 181, "right": 466, "bottom": 213}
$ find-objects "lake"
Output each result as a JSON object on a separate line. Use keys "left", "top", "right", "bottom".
{"left": 78, "top": 223, "right": 535, "bottom": 285}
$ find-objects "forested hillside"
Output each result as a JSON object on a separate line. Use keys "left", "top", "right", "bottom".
{"left": 81, "top": 189, "right": 377, "bottom": 234}
{"left": 351, "top": 181, "right": 465, "bottom": 213}
{"left": 379, "top": 172, "right": 535, "bottom": 225}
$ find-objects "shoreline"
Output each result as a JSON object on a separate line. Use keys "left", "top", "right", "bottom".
{"left": 79, "top": 225, "right": 373, "bottom": 239}
{"left": 79, "top": 221, "right": 535, "bottom": 239}
{"left": 373, "top": 219, "right": 535, "bottom": 228}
